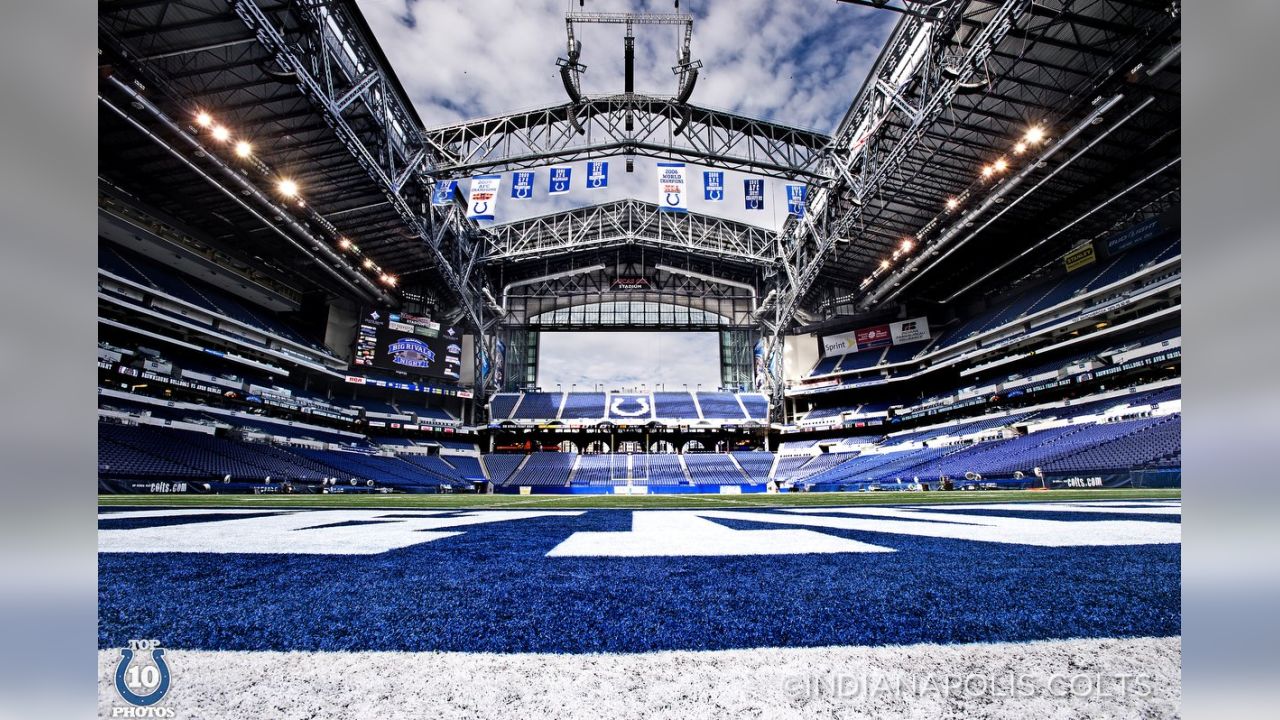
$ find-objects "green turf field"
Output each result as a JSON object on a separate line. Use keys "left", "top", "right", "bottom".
{"left": 98, "top": 487, "right": 1180, "bottom": 510}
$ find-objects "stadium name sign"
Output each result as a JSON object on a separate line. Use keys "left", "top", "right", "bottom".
{"left": 611, "top": 277, "right": 651, "bottom": 291}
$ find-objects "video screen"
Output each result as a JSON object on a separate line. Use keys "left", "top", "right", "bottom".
{"left": 353, "top": 310, "right": 462, "bottom": 381}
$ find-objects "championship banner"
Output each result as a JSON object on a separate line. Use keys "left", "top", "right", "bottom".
{"left": 744, "top": 178, "right": 765, "bottom": 210}
{"left": 466, "top": 175, "right": 501, "bottom": 221}
{"left": 548, "top": 167, "right": 572, "bottom": 195}
{"left": 703, "top": 171, "right": 725, "bottom": 202}
{"left": 586, "top": 161, "right": 609, "bottom": 189}
{"left": 786, "top": 184, "right": 808, "bottom": 218}
{"left": 430, "top": 179, "right": 458, "bottom": 206}
{"left": 657, "top": 162, "right": 687, "bottom": 213}
{"left": 511, "top": 171, "right": 535, "bottom": 199}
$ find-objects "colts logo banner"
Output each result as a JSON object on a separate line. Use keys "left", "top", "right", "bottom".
{"left": 586, "top": 161, "right": 609, "bottom": 189}
{"left": 548, "top": 167, "right": 572, "bottom": 195}
{"left": 703, "top": 171, "right": 724, "bottom": 202}
{"left": 510, "top": 171, "right": 535, "bottom": 199}
{"left": 387, "top": 338, "right": 436, "bottom": 369}
{"left": 114, "top": 639, "right": 172, "bottom": 708}
{"left": 744, "top": 178, "right": 765, "bottom": 210}
{"left": 786, "top": 184, "right": 808, "bottom": 218}
{"left": 466, "top": 175, "right": 501, "bottom": 221}
{"left": 657, "top": 162, "right": 687, "bottom": 213}
{"left": 431, "top": 179, "right": 458, "bottom": 206}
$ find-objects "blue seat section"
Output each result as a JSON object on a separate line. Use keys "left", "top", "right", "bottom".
{"left": 488, "top": 394, "right": 521, "bottom": 420}
{"left": 99, "top": 422, "right": 339, "bottom": 481}
{"left": 803, "top": 405, "right": 856, "bottom": 420}
{"left": 809, "top": 356, "right": 840, "bottom": 376}
{"left": 292, "top": 448, "right": 451, "bottom": 490}
{"left": 506, "top": 453, "right": 574, "bottom": 486}
{"left": 437, "top": 440, "right": 479, "bottom": 451}
{"left": 441, "top": 455, "right": 484, "bottom": 481}
{"left": 695, "top": 392, "right": 746, "bottom": 420}
{"left": 1043, "top": 414, "right": 1181, "bottom": 472}
{"left": 99, "top": 244, "right": 325, "bottom": 352}
{"left": 739, "top": 394, "right": 769, "bottom": 421}
{"left": 835, "top": 350, "right": 885, "bottom": 372}
{"left": 573, "top": 454, "right": 629, "bottom": 486}
{"left": 682, "top": 454, "right": 747, "bottom": 484}
{"left": 561, "top": 393, "right": 606, "bottom": 420}
{"left": 653, "top": 392, "right": 699, "bottom": 419}
{"left": 630, "top": 454, "right": 687, "bottom": 485}
{"left": 395, "top": 455, "right": 473, "bottom": 487}
{"left": 732, "top": 452, "right": 775, "bottom": 482}
{"left": 414, "top": 406, "right": 456, "bottom": 421}
{"left": 482, "top": 455, "right": 525, "bottom": 484}
{"left": 511, "top": 393, "right": 563, "bottom": 420}
{"left": 881, "top": 341, "right": 930, "bottom": 365}
{"left": 931, "top": 233, "right": 1182, "bottom": 350}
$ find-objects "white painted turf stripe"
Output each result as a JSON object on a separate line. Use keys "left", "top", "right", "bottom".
{"left": 97, "top": 637, "right": 1180, "bottom": 719}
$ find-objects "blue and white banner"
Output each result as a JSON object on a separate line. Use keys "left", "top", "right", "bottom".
{"left": 466, "top": 175, "right": 501, "bottom": 221}
{"left": 657, "top": 163, "right": 687, "bottom": 213}
{"left": 703, "top": 171, "right": 725, "bottom": 202}
{"left": 431, "top": 179, "right": 458, "bottom": 206}
{"left": 548, "top": 167, "right": 573, "bottom": 195}
{"left": 510, "top": 171, "right": 535, "bottom": 200}
{"left": 586, "top": 161, "right": 609, "bottom": 190}
{"left": 786, "top": 184, "right": 808, "bottom": 218}
{"left": 744, "top": 178, "right": 765, "bottom": 210}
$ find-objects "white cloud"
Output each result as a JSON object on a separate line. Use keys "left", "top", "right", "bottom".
{"left": 538, "top": 331, "right": 721, "bottom": 390}
{"left": 359, "top": 0, "right": 895, "bottom": 132}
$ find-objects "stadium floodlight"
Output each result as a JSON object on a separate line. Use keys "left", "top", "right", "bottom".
{"left": 946, "top": 197, "right": 959, "bottom": 211}
{"left": 981, "top": 165, "right": 995, "bottom": 178}
{"left": 194, "top": 111, "right": 212, "bottom": 128}
{"left": 363, "top": 258, "right": 375, "bottom": 269}
{"left": 1024, "top": 126, "right": 1046, "bottom": 144}
{"left": 338, "top": 237, "right": 352, "bottom": 250}
{"left": 879, "top": 259, "right": 890, "bottom": 270}
{"left": 234, "top": 141, "right": 252, "bottom": 158}
{"left": 211, "top": 125, "right": 230, "bottom": 142}
{"left": 993, "top": 157, "right": 1008, "bottom": 173}
{"left": 901, "top": 238, "right": 914, "bottom": 252}
{"left": 277, "top": 178, "right": 298, "bottom": 197}
{"left": 1013, "top": 141, "right": 1028, "bottom": 155}
{"left": 381, "top": 274, "right": 398, "bottom": 287}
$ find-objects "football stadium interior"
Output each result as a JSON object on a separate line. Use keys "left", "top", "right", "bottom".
{"left": 97, "top": 0, "right": 1180, "bottom": 498}
{"left": 97, "top": 1, "right": 1182, "bottom": 716}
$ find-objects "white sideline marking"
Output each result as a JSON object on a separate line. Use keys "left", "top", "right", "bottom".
{"left": 546, "top": 510, "right": 892, "bottom": 557}
{"left": 900, "top": 501, "right": 1182, "bottom": 515}
{"left": 98, "top": 509, "right": 296, "bottom": 520}
{"left": 98, "top": 510, "right": 584, "bottom": 555}
{"left": 773, "top": 507, "right": 1180, "bottom": 546}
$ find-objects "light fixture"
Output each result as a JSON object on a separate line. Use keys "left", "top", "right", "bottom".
{"left": 277, "top": 178, "right": 298, "bottom": 197}
{"left": 211, "top": 125, "right": 230, "bottom": 142}
{"left": 1024, "top": 125, "right": 1046, "bottom": 144}
{"left": 946, "top": 197, "right": 960, "bottom": 210}
{"left": 363, "top": 258, "right": 375, "bottom": 269}
{"left": 195, "top": 111, "right": 213, "bottom": 128}
{"left": 880, "top": 259, "right": 890, "bottom": 270}
{"left": 1013, "top": 141, "right": 1028, "bottom": 155}
{"left": 382, "top": 274, "right": 398, "bottom": 287}
{"left": 338, "top": 237, "right": 352, "bottom": 250}
{"left": 901, "top": 238, "right": 914, "bottom": 252}
{"left": 234, "top": 141, "right": 252, "bottom": 158}
{"left": 981, "top": 165, "right": 995, "bottom": 178}
{"left": 993, "top": 157, "right": 1008, "bottom": 172}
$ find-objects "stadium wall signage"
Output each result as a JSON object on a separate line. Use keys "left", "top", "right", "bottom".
{"left": 610, "top": 277, "right": 651, "bottom": 291}
{"left": 821, "top": 317, "right": 931, "bottom": 356}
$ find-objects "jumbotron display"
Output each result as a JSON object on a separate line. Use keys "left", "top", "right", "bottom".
{"left": 353, "top": 310, "right": 462, "bottom": 381}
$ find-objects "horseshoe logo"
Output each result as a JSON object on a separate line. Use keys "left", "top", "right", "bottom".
{"left": 666, "top": 193, "right": 681, "bottom": 206}
{"left": 114, "top": 647, "right": 172, "bottom": 707}
{"left": 472, "top": 201, "right": 489, "bottom": 214}
{"left": 706, "top": 189, "right": 723, "bottom": 201}
{"left": 513, "top": 186, "right": 530, "bottom": 199}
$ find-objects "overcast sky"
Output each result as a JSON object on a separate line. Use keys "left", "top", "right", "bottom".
{"left": 538, "top": 331, "right": 721, "bottom": 390}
